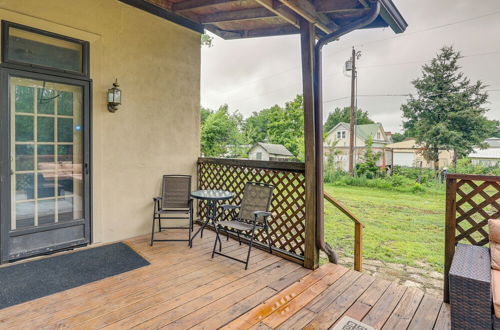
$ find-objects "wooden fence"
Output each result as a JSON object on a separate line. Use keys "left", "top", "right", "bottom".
{"left": 197, "top": 158, "right": 307, "bottom": 264}
{"left": 444, "top": 174, "right": 500, "bottom": 302}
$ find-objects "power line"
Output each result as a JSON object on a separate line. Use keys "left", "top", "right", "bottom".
{"left": 208, "top": 10, "right": 500, "bottom": 98}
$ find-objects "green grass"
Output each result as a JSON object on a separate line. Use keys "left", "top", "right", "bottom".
{"left": 324, "top": 184, "right": 445, "bottom": 272}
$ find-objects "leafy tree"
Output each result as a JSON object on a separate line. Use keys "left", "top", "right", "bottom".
{"left": 200, "top": 107, "right": 212, "bottom": 125}
{"left": 242, "top": 95, "right": 305, "bottom": 159}
{"left": 401, "top": 46, "right": 496, "bottom": 169}
{"left": 391, "top": 132, "right": 411, "bottom": 143}
{"left": 324, "top": 107, "right": 374, "bottom": 133}
{"left": 201, "top": 34, "right": 213, "bottom": 47}
{"left": 356, "top": 136, "right": 381, "bottom": 178}
{"left": 200, "top": 105, "right": 243, "bottom": 157}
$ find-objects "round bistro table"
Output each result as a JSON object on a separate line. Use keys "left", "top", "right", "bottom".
{"left": 190, "top": 189, "right": 234, "bottom": 247}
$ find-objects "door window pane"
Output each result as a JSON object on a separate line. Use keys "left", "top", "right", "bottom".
{"left": 7, "top": 26, "right": 83, "bottom": 73}
{"left": 58, "top": 145, "right": 73, "bottom": 162}
{"left": 16, "top": 202, "right": 35, "bottom": 228}
{"left": 15, "top": 86, "right": 34, "bottom": 113}
{"left": 15, "top": 144, "right": 34, "bottom": 171}
{"left": 38, "top": 199, "right": 56, "bottom": 225}
{"left": 58, "top": 91, "right": 73, "bottom": 116}
{"left": 37, "top": 116, "right": 54, "bottom": 142}
{"left": 15, "top": 173, "right": 34, "bottom": 201}
{"left": 15, "top": 115, "right": 34, "bottom": 142}
{"left": 38, "top": 172, "right": 55, "bottom": 198}
{"left": 37, "top": 88, "right": 55, "bottom": 114}
{"left": 37, "top": 145, "right": 55, "bottom": 168}
{"left": 58, "top": 197, "right": 74, "bottom": 221}
{"left": 58, "top": 118, "right": 73, "bottom": 142}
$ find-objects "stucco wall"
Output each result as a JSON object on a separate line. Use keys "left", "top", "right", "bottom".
{"left": 0, "top": 0, "right": 201, "bottom": 243}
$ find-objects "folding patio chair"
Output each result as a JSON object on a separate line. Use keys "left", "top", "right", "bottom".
{"left": 151, "top": 175, "right": 193, "bottom": 246}
{"left": 212, "top": 182, "right": 273, "bottom": 269}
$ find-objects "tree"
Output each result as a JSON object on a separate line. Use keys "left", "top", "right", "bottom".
{"left": 324, "top": 107, "right": 374, "bottom": 133}
{"left": 401, "top": 46, "right": 496, "bottom": 169}
{"left": 356, "top": 136, "right": 381, "bottom": 178}
{"left": 201, "top": 34, "right": 213, "bottom": 47}
{"left": 391, "top": 132, "right": 410, "bottom": 143}
{"left": 200, "top": 107, "right": 212, "bottom": 125}
{"left": 200, "top": 105, "right": 244, "bottom": 157}
{"left": 242, "top": 95, "right": 305, "bottom": 159}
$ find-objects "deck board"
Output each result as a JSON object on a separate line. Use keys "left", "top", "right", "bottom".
{"left": 0, "top": 228, "right": 449, "bottom": 329}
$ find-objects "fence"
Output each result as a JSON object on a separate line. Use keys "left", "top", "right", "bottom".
{"left": 197, "top": 158, "right": 307, "bottom": 264}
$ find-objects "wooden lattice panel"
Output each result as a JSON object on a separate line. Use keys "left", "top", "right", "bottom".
{"left": 454, "top": 177, "right": 500, "bottom": 245}
{"left": 197, "top": 158, "right": 306, "bottom": 258}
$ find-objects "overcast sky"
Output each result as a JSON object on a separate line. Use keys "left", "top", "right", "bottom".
{"left": 200, "top": 0, "right": 500, "bottom": 133}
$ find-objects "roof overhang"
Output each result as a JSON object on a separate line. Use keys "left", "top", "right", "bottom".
{"left": 119, "top": 0, "right": 407, "bottom": 39}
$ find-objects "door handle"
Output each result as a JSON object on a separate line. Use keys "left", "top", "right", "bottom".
{"left": 84, "top": 163, "right": 89, "bottom": 175}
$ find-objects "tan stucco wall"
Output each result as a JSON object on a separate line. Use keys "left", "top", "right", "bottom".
{"left": 0, "top": 0, "right": 201, "bottom": 243}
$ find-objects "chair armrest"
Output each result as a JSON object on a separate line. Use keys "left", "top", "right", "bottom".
{"left": 254, "top": 211, "right": 272, "bottom": 218}
{"left": 221, "top": 204, "right": 240, "bottom": 210}
{"left": 450, "top": 243, "right": 491, "bottom": 284}
{"left": 153, "top": 196, "right": 162, "bottom": 202}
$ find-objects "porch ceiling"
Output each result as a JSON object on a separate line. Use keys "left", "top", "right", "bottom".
{"left": 120, "top": 0, "right": 407, "bottom": 39}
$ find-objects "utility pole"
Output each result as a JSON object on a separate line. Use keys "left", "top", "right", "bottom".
{"left": 347, "top": 47, "right": 360, "bottom": 176}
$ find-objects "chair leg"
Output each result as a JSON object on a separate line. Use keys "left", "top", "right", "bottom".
{"left": 158, "top": 218, "right": 162, "bottom": 232}
{"left": 266, "top": 225, "right": 272, "bottom": 254}
{"left": 212, "top": 223, "right": 221, "bottom": 258}
{"left": 226, "top": 229, "right": 229, "bottom": 241}
{"left": 237, "top": 231, "right": 241, "bottom": 245}
{"left": 188, "top": 209, "right": 193, "bottom": 248}
{"left": 150, "top": 217, "right": 156, "bottom": 246}
{"left": 245, "top": 228, "right": 256, "bottom": 270}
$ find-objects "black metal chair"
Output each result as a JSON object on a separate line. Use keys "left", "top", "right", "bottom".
{"left": 212, "top": 182, "right": 274, "bottom": 269}
{"left": 151, "top": 175, "right": 193, "bottom": 246}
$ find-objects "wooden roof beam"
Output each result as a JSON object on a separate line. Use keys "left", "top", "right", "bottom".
{"left": 278, "top": 0, "right": 338, "bottom": 33}
{"left": 315, "top": 0, "right": 364, "bottom": 13}
{"left": 199, "top": 7, "right": 276, "bottom": 23}
{"left": 254, "top": 0, "right": 300, "bottom": 28}
{"left": 172, "top": 0, "right": 239, "bottom": 12}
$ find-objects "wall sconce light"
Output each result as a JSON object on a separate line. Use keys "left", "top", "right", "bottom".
{"left": 107, "top": 79, "right": 121, "bottom": 112}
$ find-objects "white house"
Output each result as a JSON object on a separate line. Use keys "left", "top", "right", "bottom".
{"left": 248, "top": 143, "right": 294, "bottom": 161}
{"left": 387, "top": 139, "right": 454, "bottom": 169}
{"left": 324, "top": 122, "right": 393, "bottom": 171}
{"left": 469, "top": 138, "right": 500, "bottom": 166}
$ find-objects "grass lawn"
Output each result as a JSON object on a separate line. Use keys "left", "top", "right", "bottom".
{"left": 323, "top": 184, "right": 445, "bottom": 272}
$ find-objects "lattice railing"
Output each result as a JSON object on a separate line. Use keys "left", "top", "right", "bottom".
{"left": 197, "top": 158, "right": 306, "bottom": 262}
{"left": 444, "top": 174, "right": 500, "bottom": 302}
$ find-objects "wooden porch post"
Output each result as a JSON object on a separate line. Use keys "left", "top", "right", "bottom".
{"left": 300, "top": 18, "right": 319, "bottom": 269}
{"left": 444, "top": 176, "right": 457, "bottom": 302}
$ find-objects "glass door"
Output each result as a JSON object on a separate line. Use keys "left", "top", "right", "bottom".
{"left": 1, "top": 70, "right": 90, "bottom": 262}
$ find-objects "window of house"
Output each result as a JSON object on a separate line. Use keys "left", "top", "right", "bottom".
{"left": 342, "top": 131, "right": 346, "bottom": 139}
{"left": 2, "top": 21, "right": 89, "bottom": 76}
{"left": 337, "top": 131, "right": 341, "bottom": 139}
{"left": 376, "top": 132, "right": 381, "bottom": 140}
{"left": 256, "top": 152, "right": 262, "bottom": 160}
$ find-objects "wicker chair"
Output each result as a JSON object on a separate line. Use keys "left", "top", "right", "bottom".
{"left": 212, "top": 182, "right": 273, "bottom": 270}
{"left": 151, "top": 175, "right": 193, "bottom": 246}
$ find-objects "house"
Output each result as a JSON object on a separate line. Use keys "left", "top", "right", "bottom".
{"left": 324, "top": 122, "right": 393, "bottom": 171}
{"left": 248, "top": 143, "right": 294, "bottom": 161}
{"left": 386, "top": 139, "right": 454, "bottom": 169}
{"left": 469, "top": 137, "right": 500, "bottom": 166}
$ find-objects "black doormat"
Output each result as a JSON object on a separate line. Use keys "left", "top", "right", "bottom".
{"left": 0, "top": 242, "right": 149, "bottom": 310}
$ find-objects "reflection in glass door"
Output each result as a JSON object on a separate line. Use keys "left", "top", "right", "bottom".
{"left": 10, "top": 77, "right": 84, "bottom": 231}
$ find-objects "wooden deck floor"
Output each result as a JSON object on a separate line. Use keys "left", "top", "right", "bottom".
{"left": 0, "top": 228, "right": 450, "bottom": 329}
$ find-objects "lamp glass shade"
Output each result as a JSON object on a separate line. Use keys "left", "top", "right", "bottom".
{"left": 108, "top": 87, "right": 121, "bottom": 104}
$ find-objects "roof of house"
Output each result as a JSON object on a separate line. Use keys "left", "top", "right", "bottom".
{"left": 252, "top": 142, "right": 294, "bottom": 157}
{"left": 328, "top": 122, "right": 389, "bottom": 142}
{"left": 386, "top": 138, "right": 419, "bottom": 149}
{"left": 486, "top": 137, "right": 500, "bottom": 148}
{"left": 120, "top": 0, "right": 407, "bottom": 40}
{"left": 470, "top": 148, "right": 500, "bottom": 159}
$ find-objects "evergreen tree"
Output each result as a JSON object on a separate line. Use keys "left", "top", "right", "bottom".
{"left": 401, "top": 46, "right": 495, "bottom": 169}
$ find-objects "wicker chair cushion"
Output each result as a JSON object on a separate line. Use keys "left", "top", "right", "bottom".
{"left": 492, "top": 269, "right": 500, "bottom": 318}
{"left": 489, "top": 219, "right": 500, "bottom": 270}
